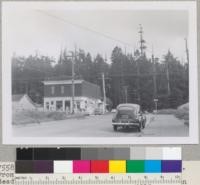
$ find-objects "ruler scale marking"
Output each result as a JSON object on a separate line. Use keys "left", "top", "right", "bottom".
{"left": 13, "top": 174, "right": 182, "bottom": 185}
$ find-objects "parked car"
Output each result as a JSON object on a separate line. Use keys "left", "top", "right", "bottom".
{"left": 94, "top": 108, "right": 103, "bottom": 115}
{"left": 111, "top": 109, "right": 116, "bottom": 113}
{"left": 112, "top": 103, "right": 146, "bottom": 132}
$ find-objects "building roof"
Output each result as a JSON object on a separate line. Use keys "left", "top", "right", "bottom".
{"left": 42, "top": 79, "right": 84, "bottom": 85}
{"left": 43, "top": 78, "right": 100, "bottom": 89}
{"left": 44, "top": 75, "right": 76, "bottom": 81}
{"left": 12, "top": 94, "right": 35, "bottom": 106}
{"left": 12, "top": 94, "right": 25, "bottom": 102}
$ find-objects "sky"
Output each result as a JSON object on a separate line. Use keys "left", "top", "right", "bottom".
{"left": 3, "top": 4, "right": 188, "bottom": 64}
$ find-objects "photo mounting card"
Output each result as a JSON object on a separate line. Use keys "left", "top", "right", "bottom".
{"left": 2, "top": 1, "right": 198, "bottom": 144}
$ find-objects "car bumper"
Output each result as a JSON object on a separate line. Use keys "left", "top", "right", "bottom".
{"left": 112, "top": 122, "right": 140, "bottom": 126}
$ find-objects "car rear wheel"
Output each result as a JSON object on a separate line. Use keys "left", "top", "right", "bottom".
{"left": 113, "top": 125, "right": 118, "bottom": 131}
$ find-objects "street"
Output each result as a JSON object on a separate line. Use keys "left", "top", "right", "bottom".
{"left": 13, "top": 113, "right": 189, "bottom": 137}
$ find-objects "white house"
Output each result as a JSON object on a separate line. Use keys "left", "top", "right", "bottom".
{"left": 12, "top": 94, "right": 36, "bottom": 112}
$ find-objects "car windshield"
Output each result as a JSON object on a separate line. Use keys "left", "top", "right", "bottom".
{"left": 116, "top": 107, "right": 137, "bottom": 119}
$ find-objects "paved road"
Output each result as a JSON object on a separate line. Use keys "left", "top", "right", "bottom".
{"left": 13, "top": 113, "right": 188, "bottom": 137}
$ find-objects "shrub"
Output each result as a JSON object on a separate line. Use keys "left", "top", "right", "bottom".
{"left": 46, "top": 111, "right": 67, "bottom": 120}
{"left": 12, "top": 110, "right": 86, "bottom": 125}
{"left": 156, "top": 109, "right": 176, "bottom": 115}
{"left": 174, "top": 103, "right": 189, "bottom": 126}
{"left": 155, "top": 103, "right": 189, "bottom": 126}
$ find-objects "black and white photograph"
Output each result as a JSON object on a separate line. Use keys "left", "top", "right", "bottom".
{"left": 2, "top": 1, "right": 198, "bottom": 144}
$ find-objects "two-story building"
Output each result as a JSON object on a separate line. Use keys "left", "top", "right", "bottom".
{"left": 42, "top": 79, "right": 102, "bottom": 114}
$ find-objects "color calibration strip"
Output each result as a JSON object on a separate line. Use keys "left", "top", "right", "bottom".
{"left": 16, "top": 147, "right": 181, "bottom": 160}
{"left": 16, "top": 147, "right": 181, "bottom": 174}
{"left": 15, "top": 160, "right": 182, "bottom": 174}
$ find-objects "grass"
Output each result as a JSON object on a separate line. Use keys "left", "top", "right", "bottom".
{"left": 156, "top": 103, "right": 189, "bottom": 126}
{"left": 156, "top": 109, "right": 177, "bottom": 115}
{"left": 12, "top": 110, "right": 87, "bottom": 125}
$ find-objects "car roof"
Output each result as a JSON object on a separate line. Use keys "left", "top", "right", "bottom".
{"left": 117, "top": 103, "right": 140, "bottom": 110}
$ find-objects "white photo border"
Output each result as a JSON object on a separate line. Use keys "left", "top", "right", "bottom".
{"left": 2, "top": 1, "right": 198, "bottom": 145}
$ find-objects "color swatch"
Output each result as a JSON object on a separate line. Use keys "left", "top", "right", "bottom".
{"left": 15, "top": 147, "right": 182, "bottom": 174}
{"left": 145, "top": 160, "right": 161, "bottom": 173}
{"left": 126, "top": 160, "right": 145, "bottom": 173}
{"left": 130, "top": 147, "right": 146, "bottom": 160}
{"left": 15, "top": 160, "right": 34, "bottom": 173}
{"left": 162, "top": 160, "right": 182, "bottom": 173}
{"left": 109, "top": 160, "right": 126, "bottom": 173}
{"left": 145, "top": 147, "right": 163, "bottom": 160}
{"left": 16, "top": 160, "right": 53, "bottom": 173}
{"left": 163, "top": 148, "right": 182, "bottom": 160}
{"left": 91, "top": 160, "right": 109, "bottom": 173}
{"left": 17, "top": 147, "right": 131, "bottom": 160}
{"left": 73, "top": 160, "right": 90, "bottom": 173}
{"left": 54, "top": 161, "right": 73, "bottom": 173}
{"left": 15, "top": 160, "right": 182, "bottom": 174}
{"left": 34, "top": 148, "right": 81, "bottom": 160}
{"left": 17, "top": 148, "right": 34, "bottom": 160}
{"left": 16, "top": 147, "right": 181, "bottom": 161}
{"left": 33, "top": 160, "right": 53, "bottom": 173}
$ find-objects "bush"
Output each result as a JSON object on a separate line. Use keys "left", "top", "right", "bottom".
{"left": 174, "top": 103, "right": 189, "bottom": 126}
{"left": 155, "top": 103, "right": 189, "bottom": 126}
{"left": 46, "top": 111, "right": 67, "bottom": 120}
{"left": 156, "top": 109, "right": 176, "bottom": 115}
{"left": 12, "top": 110, "right": 85, "bottom": 125}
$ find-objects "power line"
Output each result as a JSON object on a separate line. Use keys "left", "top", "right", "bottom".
{"left": 36, "top": 10, "right": 136, "bottom": 50}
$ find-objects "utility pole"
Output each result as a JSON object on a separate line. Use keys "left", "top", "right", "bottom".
{"left": 136, "top": 60, "right": 141, "bottom": 104}
{"left": 152, "top": 47, "right": 157, "bottom": 99}
{"left": 185, "top": 38, "right": 189, "bottom": 64}
{"left": 25, "top": 81, "right": 29, "bottom": 95}
{"left": 152, "top": 47, "right": 158, "bottom": 112}
{"left": 123, "top": 86, "right": 128, "bottom": 103}
{"left": 184, "top": 38, "right": 189, "bottom": 100}
{"left": 166, "top": 64, "right": 170, "bottom": 96}
{"left": 104, "top": 54, "right": 107, "bottom": 62}
{"left": 166, "top": 51, "right": 171, "bottom": 97}
{"left": 67, "top": 45, "right": 78, "bottom": 114}
{"left": 102, "top": 73, "right": 106, "bottom": 114}
{"left": 71, "top": 47, "right": 76, "bottom": 114}
{"left": 138, "top": 24, "right": 146, "bottom": 56}
{"left": 124, "top": 46, "right": 127, "bottom": 55}
{"left": 136, "top": 24, "right": 146, "bottom": 104}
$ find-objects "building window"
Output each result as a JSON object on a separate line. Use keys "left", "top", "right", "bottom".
{"left": 56, "top": 101, "right": 63, "bottom": 111}
{"left": 61, "top": 86, "right": 64, "bottom": 94}
{"left": 46, "top": 102, "right": 49, "bottom": 110}
{"left": 51, "top": 101, "right": 54, "bottom": 105}
{"left": 51, "top": 86, "right": 55, "bottom": 95}
{"left": 76, "top": 101, "right": 81, "bottom": 109}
